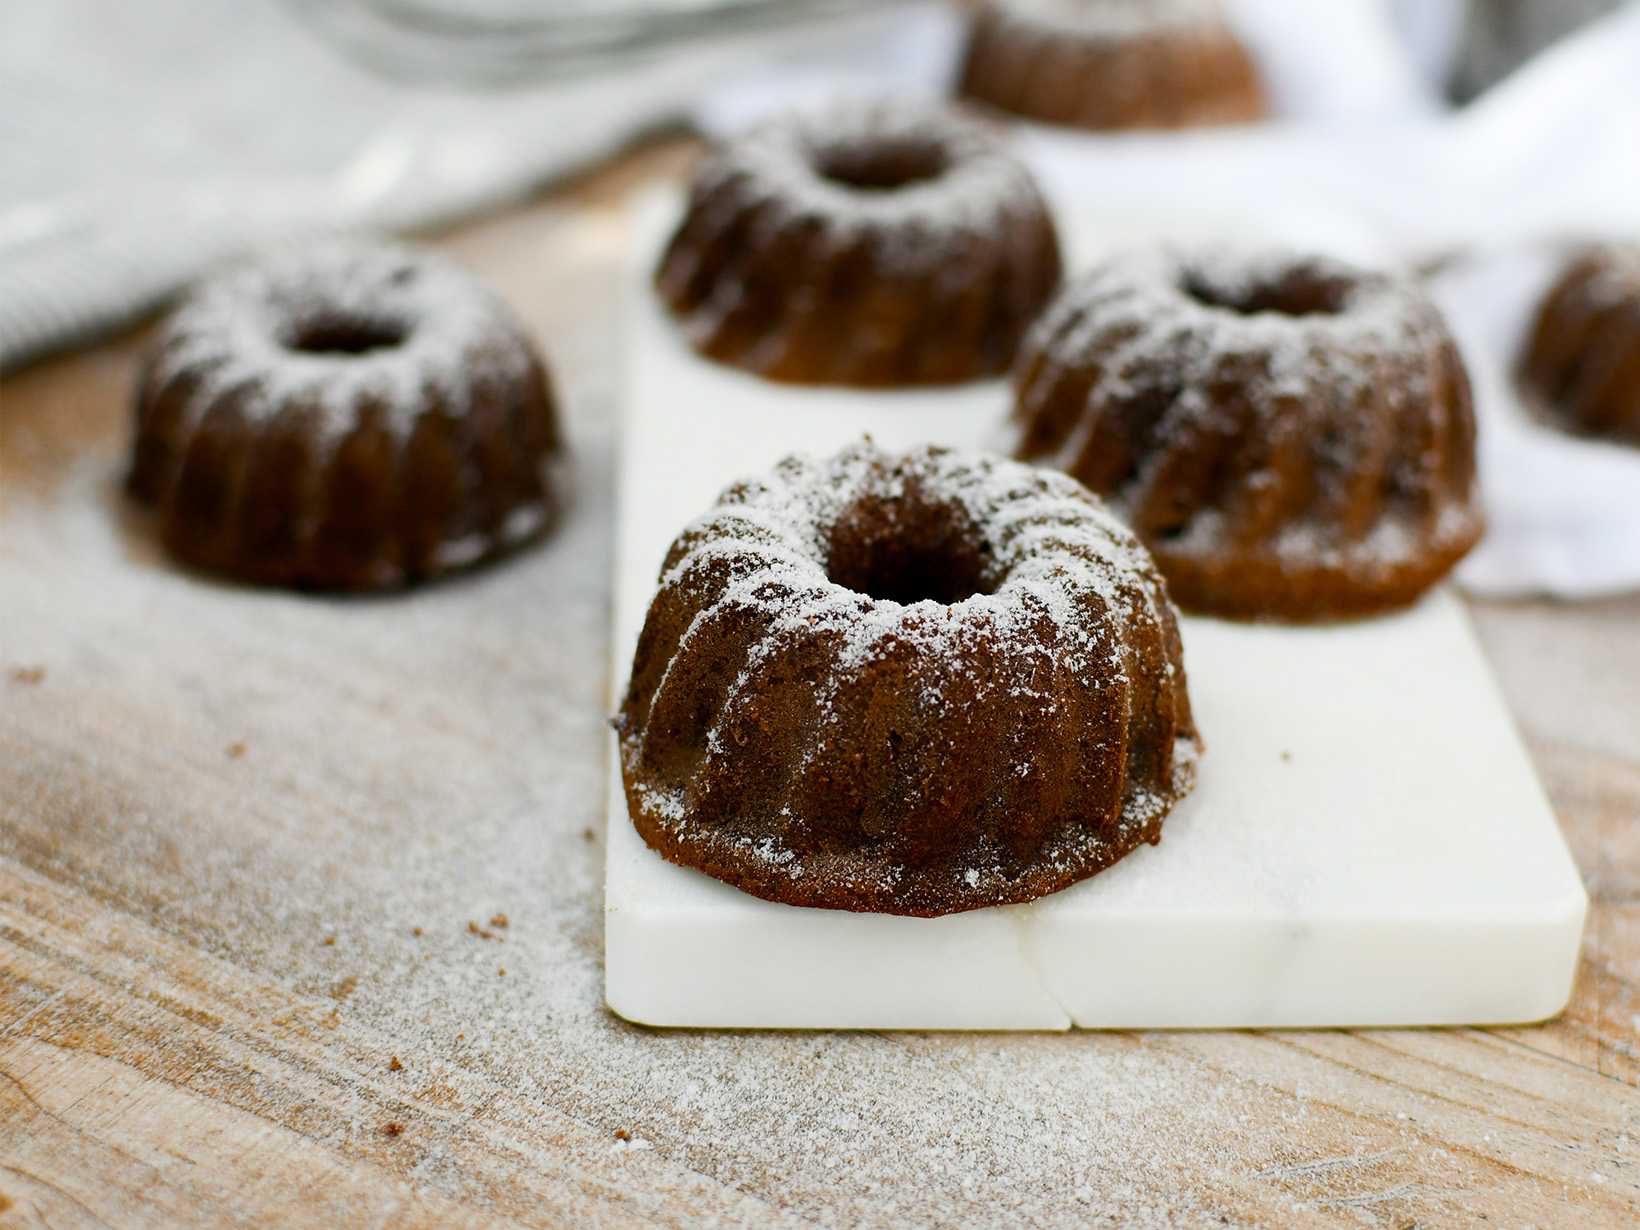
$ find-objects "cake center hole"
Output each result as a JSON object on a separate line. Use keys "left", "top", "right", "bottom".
{"left": 827, "top": 493, "right": 991, "bottom": 606}
{"left": 287, "top": 314, "right": 408, "bottom": 355}
{"left": 1183, "top": 269, "right": 1350, "bottom": 317}
{"left": 815, "top": 139, "right": 949, "bottom": 192}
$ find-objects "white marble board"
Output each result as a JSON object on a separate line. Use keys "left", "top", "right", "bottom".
{"left": 603, "top": 194, "right": 1587, "bottom": 1030}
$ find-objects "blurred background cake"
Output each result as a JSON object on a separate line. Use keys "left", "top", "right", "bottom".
{"left": 1518, "top": 243, "right": 1640, "bottom": 447}
{"left": 958, "top": 0, "right": 1265, "bottom": 130}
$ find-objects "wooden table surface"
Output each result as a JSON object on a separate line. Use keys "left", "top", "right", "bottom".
{"left": 3, "top": 140, "right": 1638, "bottom": 1230}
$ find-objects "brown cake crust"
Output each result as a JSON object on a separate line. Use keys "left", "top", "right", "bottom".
{"left": 960, "top": 0, "right": 1265, "bottom": 132}
{"left": 129, "top": 242, "right": 564, "bottom": 590}
{"left": 1519, "top": 244, "right": 1640, "bottom": 448}
{"left": 1012, "top": 248, "right": 1483, "bottom": 622}
{"left": 655, "top": 100, "right": 1062, "bottom": 386}
{"left": 615, "top": 443, "right": 1201, "bottom": 917}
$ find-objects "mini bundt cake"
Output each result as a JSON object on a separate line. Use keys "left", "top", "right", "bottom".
{"left": 129, "top": 241, "right": 564, "bottom": 590}
{"left": 655, "top": 99, "right": 1062, "bottom": 386}
{"left": 616, "top": 442, "right": 1201, "bottom": 917}
{"left": 960, "top": 0, "right": 1266, "bottom": 131}
{"left": 1012, "top": 248, "right": 1483, "bottom": 621}
{"left": 1519, "top": 243, "right": 1640, "bottom": 447}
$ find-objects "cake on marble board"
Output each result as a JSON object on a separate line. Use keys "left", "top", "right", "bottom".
{"left": 615, "top": 442, "right": 1200, "bottom": 917}
{"left": 1011, "top": 246, "right": 1484, "bottom": 621}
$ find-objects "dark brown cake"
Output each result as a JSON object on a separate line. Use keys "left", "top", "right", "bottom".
{"left": 959, "top": 0, "right": 1266, "bottom": 132}
{"left": 655, "top": 99, "right": 1062, "bottom": 386}
{"left": 129, "top": 241, "right": 564, "bottom": 590}
{"left": 1519, "top": 243, "right": 1640, "bottom": 448}
{"left": 615, "top": 442, "right": 1201, "bottom": 917}
{"left": 1012, "top": 247, "right": 1483, "bottom": 622}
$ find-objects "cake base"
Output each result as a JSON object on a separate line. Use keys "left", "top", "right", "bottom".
{"left": 605, "top": 194, "right": 1586, "bottom": 1030}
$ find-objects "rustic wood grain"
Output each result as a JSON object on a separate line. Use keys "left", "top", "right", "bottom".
{"left": 3, "top": 139, "right": 1637, "bottom": 1230}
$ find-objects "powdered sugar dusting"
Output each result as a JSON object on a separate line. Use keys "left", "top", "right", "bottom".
{"left": 654, "top": 442, "right": 1159, "bottom": 701}
{"left": 1013, "top": 244, "right": 1485, "bottom": 616}
{"left": 143, "top": 240, "right": 543, "bottom": 457}
{"left": 707, "top": 103, "right": 1032, "bottom": 279}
